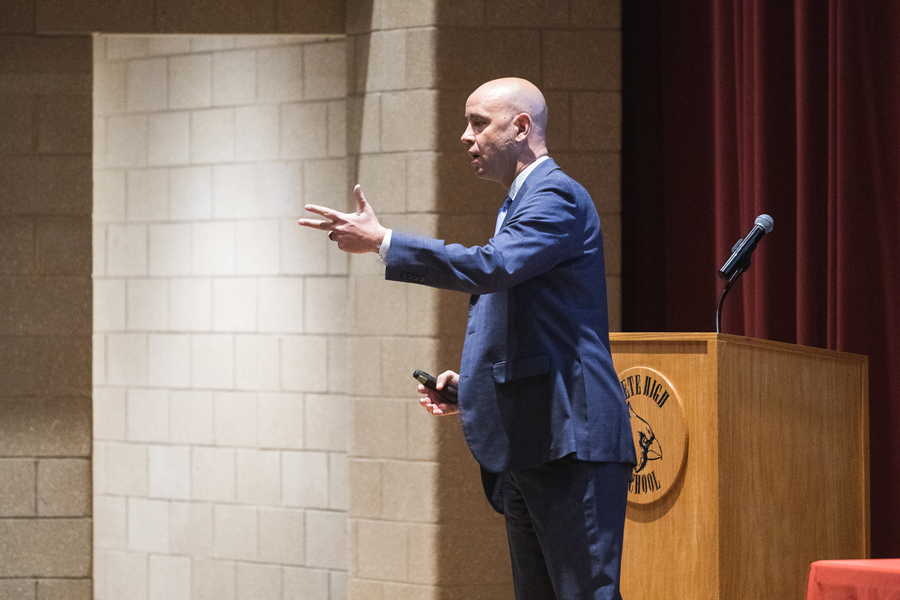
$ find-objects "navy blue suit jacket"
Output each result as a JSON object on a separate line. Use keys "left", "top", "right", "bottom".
{"left": 385, "top": 158, "right": 636, "bottom": 476}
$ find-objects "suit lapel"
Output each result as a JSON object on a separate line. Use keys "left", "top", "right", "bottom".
{"left": 499, "top": 158, "right": 560, "bottom": 232}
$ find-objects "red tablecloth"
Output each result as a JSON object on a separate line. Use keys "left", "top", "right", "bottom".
{"left": 807, "top": 560, "right": 900, "bottom": 600}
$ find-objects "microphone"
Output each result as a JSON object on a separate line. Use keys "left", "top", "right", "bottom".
{"left": 718, "top": 214, "right": 774, "bottom": 280}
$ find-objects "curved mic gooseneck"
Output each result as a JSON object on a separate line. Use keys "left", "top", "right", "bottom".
{"left": 715, "top": 214, "right": 773, "bottom": 333}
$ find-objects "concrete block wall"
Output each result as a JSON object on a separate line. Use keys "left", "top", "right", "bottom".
{"left": 0, "top": 34, "right": 94, "bottom": 599}
{"left": 92, "top": 34, "right": 350, "bottom": 600}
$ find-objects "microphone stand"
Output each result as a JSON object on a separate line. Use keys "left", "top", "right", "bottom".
{"left": 715, "top": 260, "right": 748, "bottom": 334}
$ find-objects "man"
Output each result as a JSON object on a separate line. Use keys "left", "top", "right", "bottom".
{"left": 298, "top": 78, "right": 636, "bottom": 600}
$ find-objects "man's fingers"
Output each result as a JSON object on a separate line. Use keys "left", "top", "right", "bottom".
{"left": 297, "top": 218, "right": 331, "bottom": 230}
{"left": 354, "top": 184, "right": 371, "bottom": 213}
{"left": 303, "top": 204, "right": 344, "bottom": 221}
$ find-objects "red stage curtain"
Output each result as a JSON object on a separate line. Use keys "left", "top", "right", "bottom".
{"left": 622, "top": 0, "right": 900, "bottom": 557}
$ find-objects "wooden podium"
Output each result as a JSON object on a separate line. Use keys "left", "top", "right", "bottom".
{"left": 610, "top": 333, "right": 869, "bottom": 600}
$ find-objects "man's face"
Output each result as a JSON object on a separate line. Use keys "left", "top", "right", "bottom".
{"left": 461, "top": 90, "right": 519, "bottom": 186}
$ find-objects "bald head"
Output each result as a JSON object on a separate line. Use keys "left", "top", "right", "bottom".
{"left": 470, "top": 78, "right": 549, "bottom": 143}
{"left": 461, "top": 78, "right": 550, "bottom": 187}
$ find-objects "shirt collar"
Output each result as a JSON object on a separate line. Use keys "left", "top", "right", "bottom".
{"left": 508, "top": 155, "right": 550, "bottom": 201}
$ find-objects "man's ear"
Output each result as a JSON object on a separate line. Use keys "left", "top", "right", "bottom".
{"left": 514, "top": 113, "right": 532, "bottom": 141}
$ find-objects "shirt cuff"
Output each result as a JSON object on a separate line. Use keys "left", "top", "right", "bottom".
{"left": 377, "top": 229, "right": 393, "bottom": 265}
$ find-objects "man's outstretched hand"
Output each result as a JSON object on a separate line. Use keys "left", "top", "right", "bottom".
{"left": 298, "top": 185, "right": 387, "bottom": 254}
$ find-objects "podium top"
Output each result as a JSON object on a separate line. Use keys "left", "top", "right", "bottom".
{"left": 609, "top": 332, "right": 868, "bottom": 363}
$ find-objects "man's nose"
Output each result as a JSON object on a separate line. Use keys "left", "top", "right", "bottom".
{"left": 461, "top": 124, "right": 474, "bottom": 145}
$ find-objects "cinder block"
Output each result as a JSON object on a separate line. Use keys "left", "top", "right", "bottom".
{"left": 346, "top": 94, "right": 381, "bottom": 154}
{"left": 93, "top": 61, "right": 127, "bottom": 117}
{"left": 346, "top": 578, "right": 384, "bottom": 600}
{"left": 257, "top": 45, "right": 303, "bottom": 104}
{"left": 305, "top": 509, "right": 346, "bottom": 570}
{"left": 148, "top": 444, "right": 191, "bottom": 500}
{"left": 355, "top": 518, "right": 406, "bottom": 580}
{"left": 357, "top": 153, "right": 406, "bottom": 213}
{"left": 148, "top": 36, "right": 192, "bottom": 56}
{"left": 276, "top": 0, "right": 345, "bottom": 34}
{"left": 93, "top": 225, "right": 107, "bottom": 279}
{"left": 257, "top": 508, "right": 305, "bottom": 565}
{"left": 128, "top": 498, "right": 169, "bottom": 554}
{"left": 0, "top": 518, "right": 91, "bottom": 577}
{"left": 93, "top": 169, "right": 126, "bottom": 223}
{"left": 234, "top": 335, "right": 281, "bottom": 391}
{"left": 153, "top": 0, "right": 276, "bottom": 34}
{"left": 0, "top": 0, "right": 35, "bottom": 35}
{"left": 106, "top": 332, "right": 148, "bottom": 387}
{"left": 257, "top": 277, "right": 304, "bottom": 333}
{"left": 606, "top": 275, "right": 622, "bottom": 333}
{"left": 570, "top": 92, "right": 621, "bottom": 152}
{"left": 190, "top": 221, "right": 235, "bottom": 276}
{"left": 330, "top": 573, "right": 347, "bottom": 600}
{"left": 257, "top": 392, "right": 304, "bottom": 449}
{"left": 191, "top": 559, "right": 235, "bottom": 600}
{"left": 405, "top": 28, "right": 436, "bottom": 90}
{"left": 303, "top": 276, "right": 350, "bottom": 334}
{"left": 149, "top": 223, "right": 191, "bottom": 276}
{"left": 283, "top": 567, "right": 329, "bottom": 600}
{"left": 236, "top": 563, "right": 281, "bottom": 600}
{"left": 0, "top": 155, "right": 91, "bottom": 216}
{"left": 379, "top": 335, "right": 438, "bottom": 398}
{"left": 236, "top": 448, "right": 281, "bottom": 505}
{"left": 382, "top": 460, "right": 438, "bottom": 523}
{"left": 212, "top": 50, "right": 256, "bottom": 107}
{"left": 328, "top": 452, "right": 348, "bottom": 511}
{"left": 234, "top": 105, "right": 279, "bottom": 161}
{"left": 169, "top": 54, "right": 212, "bottom": 110}
{"left": 213, "top": 391, "right": 257, "bottom": 447}
{"left": 35, "top": 215, "right": 91, "bottom": 276}
{"left": 168, "top": 278, "right": 212, "bottom": 331}
{"left": 212, "top": 278, "right": 257, "bottom": 332}
{"left": 190, "top": 334, "right": 235, "bottom": 390}
{"left": 234, "top": 220, "right": 280, "bottom": 275}
{"left": 0, "top": 459, "right": 36, "bottom": 517}
{"left": 341, "top": 336, "right": 381, "bottom": 396}
{"left": 571, "top": 0, "right": 621, "bottom": 29}
{"left": 327, "top": 99, "right": 347, "bottom": 157}
{"left": 303, "top": 157, "right": 348, "bottom": 211}
{"left": 353, "top": 274, "right": 407, "bottom": 336}
{"left": 432, "top": 29, "right": 540, "bottom": 93}
{"left": 148, "top": 111, "right": 191, "bottom": 166}
{"left": 348, "top": 458, "right": 382, "bottom": 519}
{"left": 38, "top": 577, "right": 93, "bottom": 600}
{"left": 279, "top": 335, "right": 327, "bottom": 392}
{"left": 93, "top": 494, "right": 127, "bottom": 549}
{"left": 190, "top": 108, "right": 235, "bottom": 164}
{"left": 278, "top": 219, "right": 329, "bottom": 276}
{"left": 93, "top": 386, "right": 127, "bottom": 441}
{"left": 190, "top": 36, "right": 236, "bottom": 53}
{"left": 212, "top": 504, "right": 257, "bottom": 562}
{"left": 105, "top": 115, "right": 147, "bottom": 168}
{"left": 191, "top": 447, "right": 235, "bottom": 503}
{"left": 106, "top": 550, "right": 148, "bottom": 600}
{"left": 36, "top": 458, "right": 90, "bottom": 517}
{"left": 360, "top": 31, "right": 406, "bottom": 93}
{"left": 281, "top": 102, "right": 329, "bottom": 159}
{"left": 148, "top": 333, "right": 191, "bottom": 388}
{"left": 351, "top": 398, "right": 408, "bottom": 459}
{"left": 127, "top": 388, "right": 169, "bottom": 443}
{"left": 169, "top": 500, "right": 213, "bottom": 557}
{"left": 380, "top": 90, "right": 438, "bottom": 152}
{"left": 169, "top": 390, "right": 214, "bottom": 445}
{"left": 211, "top": 163, "right": 257, "bottom": 219}
{"left": 105, "top": 223, "right": 148, "bottom": 277}
{"left": 0, "top": 217, "right": 34, "bottom": 276}
{"left": 542, "top": 30, "right": 621, "bottom": 91}
{"left": 36, "top": 0, "right": 153, "bottom": 34}
{"left": 257, "top": 161, "right": 303, "bottom": 218}
{"left": 304, "top": 40, "right": 347, "bottom": 100}
{"left": 169, "top": 165, "right": 212, "bottom": 221}
{"left": 281, "top": 451, "right": 328, "bottom": 508}
{"left": 4, "top": 277, "right": 91, "bottom": 336}
{"left": 126, "top": 58, "right": 168, "bottom": 113}
{"left": 304, "top": 394, "right": 349, "bottom": 451}
{"left": 37, "top": 94, "right": 91, "bottom": 155}
{"left": 149, "top": 555, "right": 191, "bottom": 600}
{"left": 100, "top": 442, "right": 147, "bottom": 496}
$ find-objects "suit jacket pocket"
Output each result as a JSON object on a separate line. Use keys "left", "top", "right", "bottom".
{"left": 492, "top": 354, "right": 551, "bottom": 384}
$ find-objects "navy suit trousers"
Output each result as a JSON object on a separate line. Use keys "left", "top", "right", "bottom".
{"left": 501, "top": 457, "right": 632, "bottom": 600}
